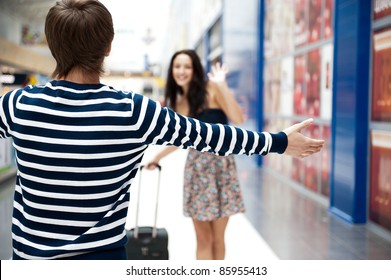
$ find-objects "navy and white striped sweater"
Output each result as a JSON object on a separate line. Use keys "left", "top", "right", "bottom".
{"left": 0, "top": 80, "right": 287, "bottom": 259}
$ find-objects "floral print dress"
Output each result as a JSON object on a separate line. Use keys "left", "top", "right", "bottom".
{"left": 183, "top": 109, "right": 245, "bottom": 221}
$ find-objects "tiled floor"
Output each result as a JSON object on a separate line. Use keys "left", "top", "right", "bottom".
{"left": 127, "top": 147, "right": 279, "bottom": 261}
{"left": 1, "top": 147, "right": 391, "bottom": 260}
{"left": 236, "top": 155, "right": 391, "bottom": 260}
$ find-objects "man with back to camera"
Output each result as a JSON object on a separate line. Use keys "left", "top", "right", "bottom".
{"left": 0, "top": 0, "right": 324, "bottom": 259}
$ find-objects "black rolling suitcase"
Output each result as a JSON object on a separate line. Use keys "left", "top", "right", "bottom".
{"left": 126, "top": 165, "right": 169, "bottom": 260}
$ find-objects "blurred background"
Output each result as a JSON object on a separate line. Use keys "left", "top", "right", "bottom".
{"left": 1, "top": 0, "right": 391, "bottom": 260}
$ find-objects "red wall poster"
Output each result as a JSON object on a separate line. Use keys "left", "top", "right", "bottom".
{"left": 372, "top": 28, "right": 391, "bottom": 122}
{"left": 370, "top": 131, "right": 391, "bottom": 231}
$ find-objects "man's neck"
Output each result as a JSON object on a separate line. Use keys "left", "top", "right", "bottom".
{"left": 59, "top": 69, "right": 100, "bottom": 84}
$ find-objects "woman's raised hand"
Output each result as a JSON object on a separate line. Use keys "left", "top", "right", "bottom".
{"left": 207, "top": 62, "right": 228, "bottom": 84}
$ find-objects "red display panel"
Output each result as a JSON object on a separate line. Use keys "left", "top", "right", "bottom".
{"left": 295, "top": 0, "right": 308, "bottom": 47}
{"left": 374, "top": 0, "right": 391, "bottom": 20}
{"left": 306, "top": 49, "right": 321, "bottom": 117}
{"left": 372, "top": 28, "right": 391, "bottom": 122}
{"left": 264, "top": 0, "right": 335, "bottom": 197}
{"left": 309, "top": 0, "right": 321, "bottom": 43}
{"left": 370, "top": 131, "right": 391, "bottom": 231}
{"left": 294, "top": 55, "right": 307, "bottom": 115}
{"left": 324, "top": 0, "right": 333, "bottom": 39}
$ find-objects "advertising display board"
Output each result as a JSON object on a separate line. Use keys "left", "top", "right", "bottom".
{"left": 294, "top": 55, "right": 307, "bottom": 115}
{"left": 374, "top": 0, "right": 391, "bottom": 20}
{"left": 370, "top": 131, "right": 391, "bottom": 231}
{"left": 306, "top": 49, "right": 321, "bottom": 117}
{"left": 372, "top": 28, "right": 391, "bottom": 122}
{"left": 370, "top": 4, "right": 391, "bottom": 230}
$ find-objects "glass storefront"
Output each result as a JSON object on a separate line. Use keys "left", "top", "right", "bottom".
{"left": 263, "top": 0, "right": 334, "bottom": 197}
{"left": 370, "top": 1, "right": 391, "bottom": 231}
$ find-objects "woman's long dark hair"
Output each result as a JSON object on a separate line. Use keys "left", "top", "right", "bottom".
{"left": 165, "top": 49, "right": 207, "bottom": 117}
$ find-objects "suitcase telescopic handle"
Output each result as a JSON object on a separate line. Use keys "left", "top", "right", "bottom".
{"left": 140, "top": 164, "right": 161, "bottom": 171}
{"left": 134, "top": 164, "right": 162, "bottom": 239}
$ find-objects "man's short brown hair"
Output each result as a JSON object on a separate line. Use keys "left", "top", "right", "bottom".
{"left": 45, "top": 0, "right": 114, "bottom": 78}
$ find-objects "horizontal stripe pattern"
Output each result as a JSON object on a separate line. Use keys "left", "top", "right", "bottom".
{"left": 0, "top": 80, "right": 287, "bottom": 259}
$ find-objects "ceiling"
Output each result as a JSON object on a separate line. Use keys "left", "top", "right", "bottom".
{"left": 0, "top": 0, "right": 172, "bottom": 75}
{"left": 0, "top": 0, "right": 57, "bottom": 24}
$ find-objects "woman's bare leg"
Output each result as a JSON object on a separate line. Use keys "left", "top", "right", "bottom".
{"left": 192, "top": 219, "right": 213, "bottom": 260}
{"left": 211, "top": 217, "right": 229, "bottom": 260}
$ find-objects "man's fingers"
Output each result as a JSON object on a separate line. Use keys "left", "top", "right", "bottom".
{"left": 300, "top": 145, "right": 324, "bottom": 157}
{"left": 283, "top": 118, "right": 314, "bottom": 135}
{"left": 306, "top": 142, "right": 324, "bottom": 152}
{"left": 308, "top": 140, "right": 325, "bottom": 147}
{"left": 304, "top": 136, "right": 325, "bottom": 146}
{"left": 312, "top": 139, "right": 325, "bottom": 145}
{"left": 295, "top": 118, "right": 314, "bottom": 132}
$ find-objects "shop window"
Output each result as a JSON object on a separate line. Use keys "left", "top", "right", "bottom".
{"left": 374, "top": 0, "right": 391, "bottom": 20}
{"left": 370, "top": 2, "right": 391, "bottom": 231}
{"left": 264, "top": 0, "right": 334, "bottom": 196}
{"left": 370, "top": 131, "right": 391, "bottom": 231}
{"left": 372, "top": 28, "right": 391, "bottom": 122}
